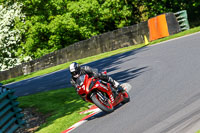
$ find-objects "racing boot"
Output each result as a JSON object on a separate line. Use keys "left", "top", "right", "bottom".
{"left": 112, "top": 80, "right": 125, "bottom": 93}
{"left": 116, "top": 85, "right": 125, "bottom": 93}
{"left": 99, "top": 73, "right": 125, "bottom": 93}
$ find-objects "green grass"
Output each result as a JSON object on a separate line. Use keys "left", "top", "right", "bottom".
{"left": 4, "top": 26, "right": 200, "bottom": 133}
{"left": 18, "top": 87, "right": 92, "bottom": 133}
{"left": 197, "top": 130, "right": 200, "bottom": 133}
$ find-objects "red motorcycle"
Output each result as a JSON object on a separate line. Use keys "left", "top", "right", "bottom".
{"left": 76, "top": 72, "right": 130, "bottom": 113}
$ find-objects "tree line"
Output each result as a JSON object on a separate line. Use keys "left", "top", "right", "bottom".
{"left": 0, "top": 0, "right": 199, "bottom": 70}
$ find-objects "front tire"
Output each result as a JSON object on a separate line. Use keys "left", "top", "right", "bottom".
{"left": 91, "top": 92, "right": 114, "bottom": 113}
{"left": 121, "top": 90, "right": 130, "bottom": 104}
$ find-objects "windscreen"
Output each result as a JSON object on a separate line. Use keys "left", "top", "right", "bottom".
{"left": 76, "top": 75, "right": 85, "bottom": 86}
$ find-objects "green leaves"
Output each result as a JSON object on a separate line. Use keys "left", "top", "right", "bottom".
{"left": 48, "top": 13, "right": 80, "bottom": 47}
{"left": 99, "top": 0, "right": 133, "bottom": 29}
{"left": 0, "top": 2, "right": 25, "bottom": 70}
{"left": 0, "top": 0, "right": 199, "bottom": 70}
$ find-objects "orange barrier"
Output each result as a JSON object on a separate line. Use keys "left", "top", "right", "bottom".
{"left": 148, "top": 14, "right": 170, "bottom": 41}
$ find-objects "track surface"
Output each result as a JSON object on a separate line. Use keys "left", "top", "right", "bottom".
{"left": 6, "top": 32, "right": 200, "bottom": 133}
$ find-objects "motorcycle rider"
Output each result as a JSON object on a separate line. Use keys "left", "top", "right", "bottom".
{"left": 69, "top": 62, "right": 124, "bottom": 94}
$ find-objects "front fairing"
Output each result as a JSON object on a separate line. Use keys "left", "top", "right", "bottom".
{"left": 86, "top": 81, "right": 113, "bottom": 100}
{"left": 77, "top": 75, "right": 92, "bottom": 96}
{"left": 77, "top": 75, "right": 114, "bottom": 104}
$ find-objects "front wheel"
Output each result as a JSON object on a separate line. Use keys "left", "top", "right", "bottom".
{"left": 121, "top": 90, "right": 130, "bottom": 104}
{"left": 91, "top": 92, "right": 114, "bottom": 113}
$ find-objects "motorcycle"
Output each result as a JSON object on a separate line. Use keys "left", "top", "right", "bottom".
{"left": 76, "top": 72, "right": 130, "bottom": 113}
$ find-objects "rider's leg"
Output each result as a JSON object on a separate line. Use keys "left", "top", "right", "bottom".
{"left": 98, "top": 73, "right": 124, "bottom": 92}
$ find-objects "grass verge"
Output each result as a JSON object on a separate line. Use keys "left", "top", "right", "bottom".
{"left": 2, "top": 26, "right": 200, "bottom": 85}
{"left": 1, "top": 43, "right": 146, "bottom": 85}
{"left": 18, "top": 87, "right": 92, "bottom": 133}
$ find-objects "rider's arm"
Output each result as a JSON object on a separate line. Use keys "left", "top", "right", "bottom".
{"left": 70, "top": 78, "right": 79, "bottom": 92}
{"left": 82, "top": 66, "right": 99, "bottom": 78}
{"left": 70, "top": 78, "right": 85, "bottom": 101}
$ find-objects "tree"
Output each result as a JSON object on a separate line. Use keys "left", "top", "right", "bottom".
{"left": 1, "top": 0, "right": 200, "bottom": 71}
{"left": 0, "top": 2, "right": 25, "bottom": 71}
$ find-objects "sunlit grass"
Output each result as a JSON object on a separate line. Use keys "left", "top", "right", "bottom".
{"left": 18, "top": 87, "right": 92, "bottom": 133}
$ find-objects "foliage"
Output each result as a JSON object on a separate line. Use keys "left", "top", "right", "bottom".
{"left": 0, "top": 0, "right": 200, "bottom": 69}
{"left": 0, "top": 2, "right": 25, "bottom": 70}
{"left": 17, "top": 0, "right": 138, "bottom": 60}
{"left": 139, "top": 0, "right": 200, "bottom": 25}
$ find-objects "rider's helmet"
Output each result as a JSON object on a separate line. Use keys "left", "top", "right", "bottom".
{"left": 69, "top": 62, "right": 81, "bottom": 78}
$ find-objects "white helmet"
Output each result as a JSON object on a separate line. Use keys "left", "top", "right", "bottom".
{"left": 69, "top": 62, "right": 80, "bottom": 78}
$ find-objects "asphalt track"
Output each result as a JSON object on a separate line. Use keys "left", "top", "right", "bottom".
{"left": 6, "top": 32, "right": 200, "bottom": 133}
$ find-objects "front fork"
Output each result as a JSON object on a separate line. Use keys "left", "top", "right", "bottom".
{"left": 110, "top": 86, "right": 118, "bottom": 99}
{"left": 90, "top": 91, "right": 108, "bottom": 103}
{"left": 97, "top": 91, "right": 108, "bottom": 102}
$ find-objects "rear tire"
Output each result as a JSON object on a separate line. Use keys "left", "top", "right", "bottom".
{"left": 91, "top": 92, "right": 114, "bottom": 113}
{"left": 121, "top": 90, "right": 130, "bottom": 104}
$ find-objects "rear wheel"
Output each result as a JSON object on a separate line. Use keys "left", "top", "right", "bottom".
{"left": 121, "top": 90, "right": 130, "bottom": 104}
{"left": 91, "top": 92, "right": 114, "bottom": 113}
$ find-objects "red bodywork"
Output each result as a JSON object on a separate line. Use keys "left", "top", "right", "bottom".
{"left": 77, "top": 74, "right": 125, "bottom": 107}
